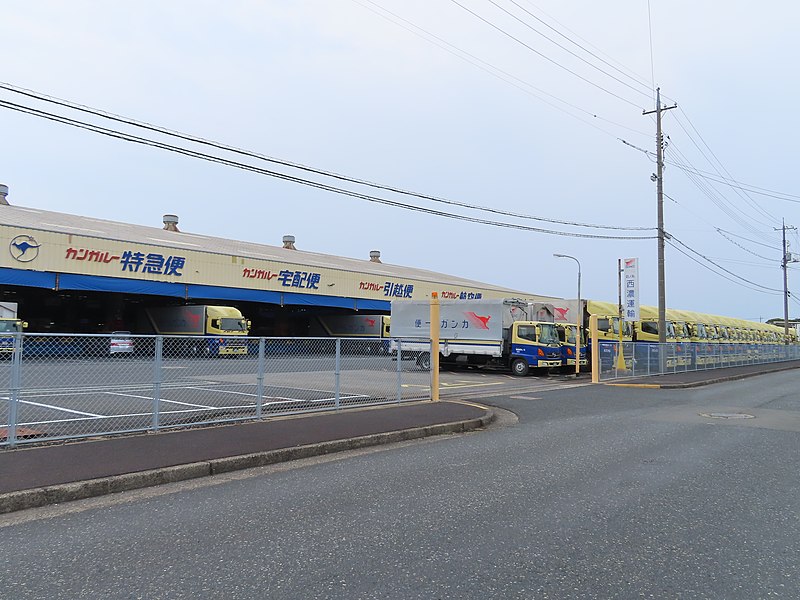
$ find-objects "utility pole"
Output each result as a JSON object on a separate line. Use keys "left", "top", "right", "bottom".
{"left": 643, "top": 88, "right": 676, "bottom": 344}
{"left": 776, "top": 219, "right": 797, "bottom": 342}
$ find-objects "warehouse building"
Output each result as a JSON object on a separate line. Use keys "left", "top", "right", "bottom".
{"left": 0, "top": 188, "right": 561, "bottom": 335}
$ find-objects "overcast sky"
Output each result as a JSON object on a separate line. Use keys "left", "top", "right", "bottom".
{"left": 2, "top": 1, "right": 799, "bottom": 321}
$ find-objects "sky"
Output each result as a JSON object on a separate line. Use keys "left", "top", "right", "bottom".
{"left": 2, "top": 0, "right": 799, "bottom": 322}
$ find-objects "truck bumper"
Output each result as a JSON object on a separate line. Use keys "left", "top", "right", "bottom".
{"left": 537, "top": 359, "right": 563, "bottom": 368}
{"left": 220, "top": 346, "right": 247, "bottom": 356}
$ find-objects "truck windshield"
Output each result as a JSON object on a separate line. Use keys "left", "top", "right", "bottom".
{"left": 219, "top": 318, "right": 248, "bottom": 332}
{"left": 564, "top": 327, "right": 585, "bottom": 345}
{"left": 0, "top": 321, "right": 21, "bottom": 333}
{"left": 538, "top": 324, "right": 559, "bottom": 345}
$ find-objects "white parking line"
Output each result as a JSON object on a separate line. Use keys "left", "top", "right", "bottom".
{"left": 103, "top": 391, "right": 213, "bottom": 409}
{"left": 185, "top": 386, "right": 258, "bottom": 398}
{"left": 15, "top": 399, "right": 103, "bottom": 417}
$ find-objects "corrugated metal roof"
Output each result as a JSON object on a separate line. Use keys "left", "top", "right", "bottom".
{"left": 1, "top": 203, "right": 542, "bottom": 297}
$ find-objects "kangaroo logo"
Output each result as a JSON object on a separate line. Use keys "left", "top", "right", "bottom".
{"left": 464, "top": 312, "right": 491, "bottom": 329}
{"left": 9, "top": 235, "right": 41, "bottom": 263}
{"left": 554, "top": 307, "right": 570, "bottom": 321}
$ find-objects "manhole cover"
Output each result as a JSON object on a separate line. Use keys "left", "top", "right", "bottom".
{"left": 699, "top": 412, "right": 755, "bottom": 420}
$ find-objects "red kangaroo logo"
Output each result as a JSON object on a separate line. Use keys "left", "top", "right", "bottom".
{"left": 554, "top": 307, "right": 570, "bottom": 321}
{"left": 366, "top": 318, "right": 376, "bottom": 327}
{"left": 465, "top": 312, "right": 491, "bottom": 329}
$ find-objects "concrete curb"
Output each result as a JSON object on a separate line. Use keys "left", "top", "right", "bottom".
{"left": 0, "top": 411, "right": 494, "bottom": 514}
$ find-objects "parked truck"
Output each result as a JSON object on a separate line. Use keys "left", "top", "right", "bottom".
{"left": 308, "top": 313, "right": 391, "bottom": 354}
{"left": 389, "top": 298, "right": 562, "bottom": 376}
{"left": 0, "top": 302, "right": 26, "bottom": 355}
{"left": 139, "top": 305, "right": 250, "bottom": 356}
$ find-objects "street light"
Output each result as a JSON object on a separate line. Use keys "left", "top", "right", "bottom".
{"left": 554, "top": 253, "right": 582, "bottom": 376}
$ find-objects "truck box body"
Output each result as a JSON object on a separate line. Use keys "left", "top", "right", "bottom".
{"left": 142, "top": 306, "right": 207, "bottom": 335}
{"left": 310, "top": 314, "right": 388, "bottom": 338}
{"left": 0, "top": 302, "right": 19, "bottom": 320}
{"left": 390, "top": 299, "right": 562, "bottom": 374}
{"left": 308, "top": 314, "right": 391, "bottom": 354}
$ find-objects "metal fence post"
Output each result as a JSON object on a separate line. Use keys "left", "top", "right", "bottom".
{"left": 335, "top": 338, "right": 341, "bottom": 410}
{"left": 396, "top": 339, "right": 402, "bottom": 403}
{"left": 256, "top": 337, "right": 265, "bottom": 419}
{"left": 152, "top": 336, "right": 163, "bottom": 431}
{"left": 7, "top": 333, "right": 23, "bottom": 447}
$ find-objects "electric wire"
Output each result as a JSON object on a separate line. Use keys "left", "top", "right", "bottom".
{"left": 663, "top": 192, "right": 779, "bottom": 261}
{"left": 0, "top": 98, "right": 657, "bottom": 241}
{"left": 668, "top": 233, "right": 783, "bottom": 292}
{"left": 503, "top": 0, "right": 656, "bottom": 94}
{"left": 0, "top": 82, "right": 653, "bottom": 232}
{"left": 352, "top": 1, "right": 650, "bottom": 138}
{"left": 447, "top": 0, "right": 646, "bottom": 109}
{"left": 666, "top": 240, "right": 781, "bottom": 295}
{"left": 715, "top": 228, "right": 782, "bottom": 251}
{"left": 666, "top": 140, "right": 778, "bottom": 239}
{"left": 673, "top": 109, "right": 780, "bottom": 225}
{"left": 622, "top": 132, "right": 800, "bottom": 202}
{"left": 519, "top": 0, "right": 656, "bottom": 92}
{"left": 486, "top": 0, "right": 654, "bottom": 100}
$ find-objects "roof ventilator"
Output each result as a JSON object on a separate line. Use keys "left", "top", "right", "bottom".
{"left": 0, "top": 184, "right": 9, "bottom": 206}
{"left": 369, "top": 250, "right": 382, "bottom": 263}
{"left": 163, "top": 214, "right": 180, "bottom": 232}
{"left": 283, "top": 235, "right": 297, "bottom": 250}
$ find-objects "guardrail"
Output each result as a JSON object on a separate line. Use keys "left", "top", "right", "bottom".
{"left": 0, "top": 333, "right": 432, "bottom": 447}
{"left": 594, "top": 340, "right": 800, "bottom": 381}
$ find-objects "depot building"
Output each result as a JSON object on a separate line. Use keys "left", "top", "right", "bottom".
{"left": 0, "top": 186, "right": 561, "bottom": 335}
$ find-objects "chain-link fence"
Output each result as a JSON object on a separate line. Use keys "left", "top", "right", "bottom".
{"left": 0, "top": 334, "right": 432, "bottom": 447}
{"left": 594, "top": 340, "right": 800, "bottom": 381}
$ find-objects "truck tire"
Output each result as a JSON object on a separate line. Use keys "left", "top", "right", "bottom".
{"left": 511, "top": 358, "right": 530, "bottom": 376}
{"left": 416, "top": 352, "right": 431, "bottom": 370}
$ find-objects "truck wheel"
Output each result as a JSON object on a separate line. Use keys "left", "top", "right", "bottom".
{"left": 511, "top": 358, "right": 530, "bottom": 376}
{"left": 416, "top": 352, "right": 431, "bottom": 370}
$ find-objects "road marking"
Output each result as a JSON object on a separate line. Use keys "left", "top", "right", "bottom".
{"left": 185, "top": 386, "right": 258, "bottom": 398}
{"left": 14, "top": 399, "right": 102, "bottom": 417}
{"left": 104, "top": 391, "right": 213, "bottom": 409}
{"left": 510, "top": 396, "right": 542, "bottom": 400}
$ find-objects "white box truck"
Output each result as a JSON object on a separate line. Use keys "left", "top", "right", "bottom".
{"left": 390, "top": 298, "right": 562, "bottom": 376}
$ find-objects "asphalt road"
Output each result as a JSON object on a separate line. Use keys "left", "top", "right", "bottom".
{"left": 2, "top": 370, "right": 798, "bottom": 599}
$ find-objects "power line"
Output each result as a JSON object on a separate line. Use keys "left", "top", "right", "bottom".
{"left": 447, "top": 0, "right": 646, "bottom": 109}
{"left": 0, "top": 98, "right": 657, "bottom": 241}
{"left": 519, "top": 0, "right": 656, "bottom": 91}
{"left": 673, "top": 109, "right": 780, "bottom": 226}
{"left": 620, "top": 134, "right": 800, "bottom": 202}
{"left": 485, "top": 0, "right": 654, "bottom": 100}
{"left": 507, "top": 0, "right": 655, "bottom": 93}
{"left": 663, "top": 191, "right": 779, "bottom": 261}
{"left": 0, "top": 82, "right": 653, "bottom": 232}
{"left": 668, "top": 233, "right": 782, "bottom": 292}
{"left": 352, "top": 1, "right": 650, "bottom": 139}
{"left": 666, "top": 239, "right": 781, "bottom": 295}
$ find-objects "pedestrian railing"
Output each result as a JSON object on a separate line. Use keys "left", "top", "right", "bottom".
{"left": 594, "top": 340, "right": 800, "bottom": 381}
{"left": 0, "top": 333, "right": 432, "bottom": 447}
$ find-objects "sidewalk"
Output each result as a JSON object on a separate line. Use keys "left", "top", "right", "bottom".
{"left": 0, "top": 400, "right": 491, "bottom": 514}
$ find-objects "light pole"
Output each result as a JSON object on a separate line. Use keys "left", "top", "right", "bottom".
{"left": 554, "top": 253, "right": 582, "bottom": 376}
